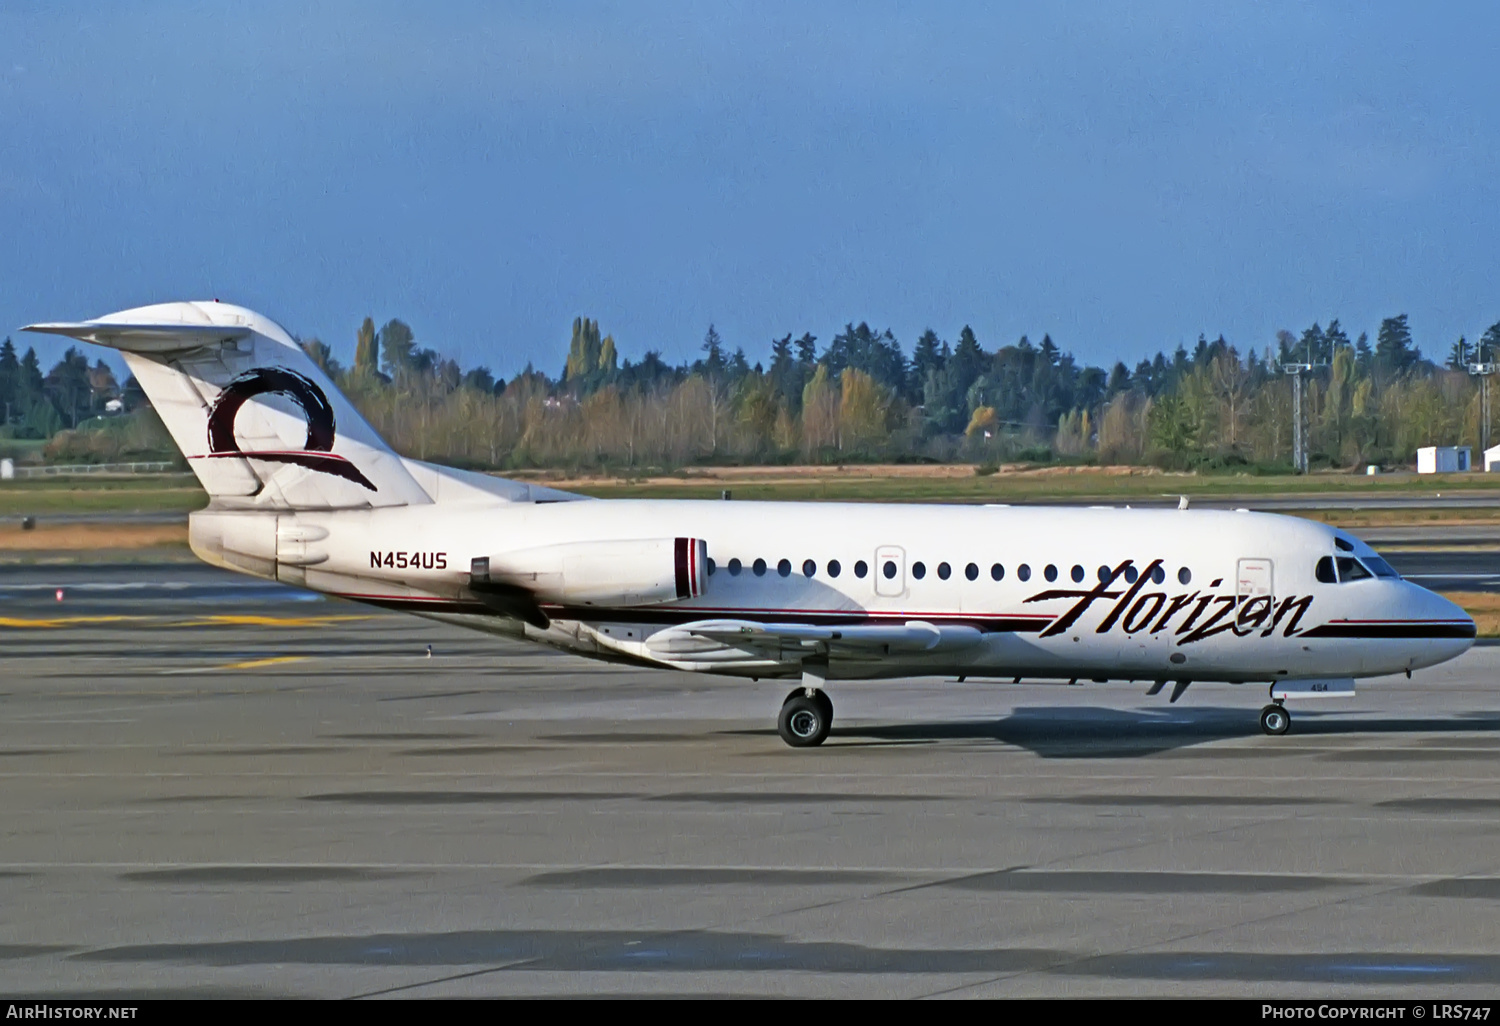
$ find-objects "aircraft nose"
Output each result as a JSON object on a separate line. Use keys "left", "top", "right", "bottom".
{"left": 1410, "top": 582, "right": 1476, "bottom": 655}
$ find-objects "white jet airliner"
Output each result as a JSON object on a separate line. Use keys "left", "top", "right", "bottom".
{"left": 25, "top": 302, "right": 1476, "bottom": 746}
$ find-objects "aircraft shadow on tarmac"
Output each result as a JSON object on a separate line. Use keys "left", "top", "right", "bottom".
{"left": 69, "top": 929, "right": 1500, "bottom": 986}
{"left": 803, "top": 706, "right": 1500, "bottom": 758}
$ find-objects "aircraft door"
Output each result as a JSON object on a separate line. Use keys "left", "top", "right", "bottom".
{"left": 874, "top": 545, "right": 906, "bottom": 597}
{"left": 1237, "top": 558, "right": 1274, "bottom": 602}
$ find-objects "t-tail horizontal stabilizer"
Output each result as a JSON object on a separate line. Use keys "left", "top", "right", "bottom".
{"left": 23, "top": 301, "right": 431, "bottom": 510}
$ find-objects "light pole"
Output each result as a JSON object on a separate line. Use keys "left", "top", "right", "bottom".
{"left": 1280, "top": 361, "right": 1325, "bottom": 473}
{"left": 1469, "top": 353, "right": 1498, "bottom": 456}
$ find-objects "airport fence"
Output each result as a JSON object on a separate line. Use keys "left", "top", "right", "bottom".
{"left": 0, "top": 460, "right": 187, "bottom": 479}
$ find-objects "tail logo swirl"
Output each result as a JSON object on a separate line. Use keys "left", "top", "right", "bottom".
{"left": 201, "top": 367, "right": 376, "bottom": 491}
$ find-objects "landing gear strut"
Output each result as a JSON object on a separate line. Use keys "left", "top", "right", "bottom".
{"left": 1259, "top": 702, "right": 1291, "bottom": 736}
{"left": 778, "top": 687, "right": 832, "bottom": 748}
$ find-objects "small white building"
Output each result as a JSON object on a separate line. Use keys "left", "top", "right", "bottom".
{"left": 1484, "top": 445, "right": 1500, "bottom": 472}
{"left": 1416, "top": 446, "right": 1472, "bottom": 473}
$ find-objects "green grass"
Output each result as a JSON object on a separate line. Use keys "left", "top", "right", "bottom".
{"left": 0, "top": 475, "right": 206, "bottom": 515}
{"left": 4, "top": 465, "right": 1500, "bottom": 515}
{"left": 563, "top": 470, "right": 1500, "bottom": 504}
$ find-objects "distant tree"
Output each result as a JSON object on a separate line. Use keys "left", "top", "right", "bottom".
{"left": 800, "top": 364, "right": 839, "bottom": 455}
{"left": 0, "top": 338, "right": 17, "bottom": 422}
{"left": 794, "top": 332, "right": 818, "bottom": 367}
{"left": 1038, "top": 333, "right": 1060, "bottom": 368}
{"left": 598, "top": 334, "right": 618, "bottom": 377}
{"left": 44, "top": 348, "right": 93, "bottom": 427}
{"left": 19, "top": 347, "right": 43, "bottom": 398}
{"left": 909, "top": 329, "right": 945, "bottom": 402}
{"left": 87, "top": 360, "right": 118, "bottom": 402}
{"left": 838, "top": 368, "right": 890, "bottom": 451}
{"left": 732, "top": 372, "right": 780, "bottom": 454}
{"left": 354, "top": 317, "right": 379, "bottom": 375}
{"left": 1171, "top": 343, "right": 1190, "bottom": 382}
{"left": 824, "top": 323, "right": 905, "bottom": 394}
{"left": 378, "top": 319, "right": 416, "bottom": 377}
{"left": 768, "top": 334, "right": 802, "bottom": 414}
{"left": 302, "top": 338, "right": 342, "bottom": 377}
{"left": 950, "top": 326, "right": 985, "bottom": 394}
{"left": 965, "top": 405, "right": 997, "bottom": 438}
{"left": 1375, "top": 314, "right": 1420, "bottom": 376}
{"left": 1447, "top": 336, "right": 1472, "bottom": 370}
{"left": 1297, "top": 323, "right": 1326, "bottom": 366}
{"left": 699, "top": 324, "right": 727, "bottom": 382}
{"left": 1325, "top": 319, "right": 1351, "bottom": 362}
{"left": 565, "top": 318, "right": 601, "bottom": 383}
{"left": 1148, "top": 390, "right": 1198, "bottom": 459}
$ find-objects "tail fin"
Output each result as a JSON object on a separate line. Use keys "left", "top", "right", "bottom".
{"left": 24, "top": 301, "right": 431, "bottom": 510}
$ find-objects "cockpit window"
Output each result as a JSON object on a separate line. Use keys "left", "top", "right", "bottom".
{"left": 1363, "top": 555, "right": 1401, "bottom": 579}
{"left": 1315, "top": 556, "right": 1337, "bottom": 583}
{"left": 1334, "top": 536, "right": 1355, "bottom": 552}
{"left": 1336, "top": 556, "right": 1373, "bottom": 582}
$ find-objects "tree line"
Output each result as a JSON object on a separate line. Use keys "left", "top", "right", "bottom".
{"left": 8, "top": 310, "right": 1500, "bottom": 471}
{"left": 299, "top": 311, "right": 1500, "bottom": 472}
{"left": 0, "top": 339, "right": 121, "bottom": 439}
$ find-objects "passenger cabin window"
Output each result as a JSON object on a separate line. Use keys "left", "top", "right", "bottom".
{"left": 1017, "top": 564, "right": 1031, "bottom": 581}
{"left": 828, "top": 560, "right": 842, "bottom": 578}
{"left": 938, "top": 562, "right": 951, "bottom": 580}
{"left": 753, "top": 558, "right": 767, "bottom": 576}
{"left": 1070, "top": 565, "right": 1084, "bottom": 583}
{"left": 707, "top": 558, "right": 717, "bottom": 575}
{"left": 1044, "top": 564, "right": 1058, "bottom": 582}
{"left": 777, "top": 558, "right": 791, "bottom": 577}
{"left": 965, "top": 563, "right": 979, "bottom": 581}
{"left": 1336, "top": 556, "right": 1373, "bottom": 582}
{"left": 1124, "top": 566, "right": 1139, "bottom": 584}
{"left": 1150, "top": 566, "right": 1165, "bottom": 584}
{"left": 912, "top": 561, "right": 927, "bottom": 580}
{"left": 1178, "top": 567, "right": 1192, "bottom": 585}
{"left": 854, "top": 560, "right": 868, "bottom": 578}
{"left": 991, "top": 563, "right": 1004, "bottom": 581}
{"left": 728, "top": 558, "right": 742, "bottom": 576}
{"left": 803, "top": 559, "right": 816, "bottom": 577}
{"left": 883, "top": 560, "right": 898, "bottom": 579}
{"left": 1315, "top": 556, "right": 1336, "bottom": 583}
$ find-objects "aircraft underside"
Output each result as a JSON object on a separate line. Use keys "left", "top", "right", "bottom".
{"left": 383, "top": 603, "right": 1426, "bottom": 747}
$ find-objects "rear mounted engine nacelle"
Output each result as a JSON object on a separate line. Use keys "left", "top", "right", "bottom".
{"left": 477, "top": 537, "right": 707, "bottom": 608}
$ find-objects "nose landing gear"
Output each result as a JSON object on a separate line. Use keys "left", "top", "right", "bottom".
{"left": 778, "top": 687, "right": 832, "bottom": 747}
{"left": 1259, "top": 702, "right": 1291, "bottom": 736}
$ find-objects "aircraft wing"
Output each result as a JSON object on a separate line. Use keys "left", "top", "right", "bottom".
{"left": 683, "top": 619, "right": 981, "bottom": 653}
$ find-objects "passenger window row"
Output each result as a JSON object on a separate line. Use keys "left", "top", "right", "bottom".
{"left": 705, "top": 558, "right": 1196, "bottom": 586}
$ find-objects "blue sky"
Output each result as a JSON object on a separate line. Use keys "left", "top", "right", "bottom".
{"left": 3, "top": 2, "right": 1498, "bottom": 378}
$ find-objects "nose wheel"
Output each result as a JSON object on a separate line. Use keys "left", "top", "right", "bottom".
{"left": 1260, "top": 702, "right": 1291, "bottom": 736}
{"left": 778, "top": 688, "right": 832, "bottom": 747}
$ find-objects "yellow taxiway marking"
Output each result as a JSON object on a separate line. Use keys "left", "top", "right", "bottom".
{"left": 177, "top": 615, "right": 372, "bottom": 628}
{"left": 213, "top": 655, "right": 308, "bottom": 671}
{"left": 1, "top": 614, "right": 370, "bottom": 629}
{"left": 163, "top": 655, "right": 309, "bottom": 675}
{"left": 0, "top": 615, "right": 141, "bottom": 628}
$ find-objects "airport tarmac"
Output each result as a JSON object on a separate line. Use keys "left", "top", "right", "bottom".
{"left": 2, "top": 565, "right": 1500, "bottom": 998}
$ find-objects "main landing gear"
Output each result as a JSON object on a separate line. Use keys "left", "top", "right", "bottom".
{"left": 1259, "top": 702, "right": 1291, "bottom": 736}
{"left": 778, "top": 687, "right": 833, "bottom": 748}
